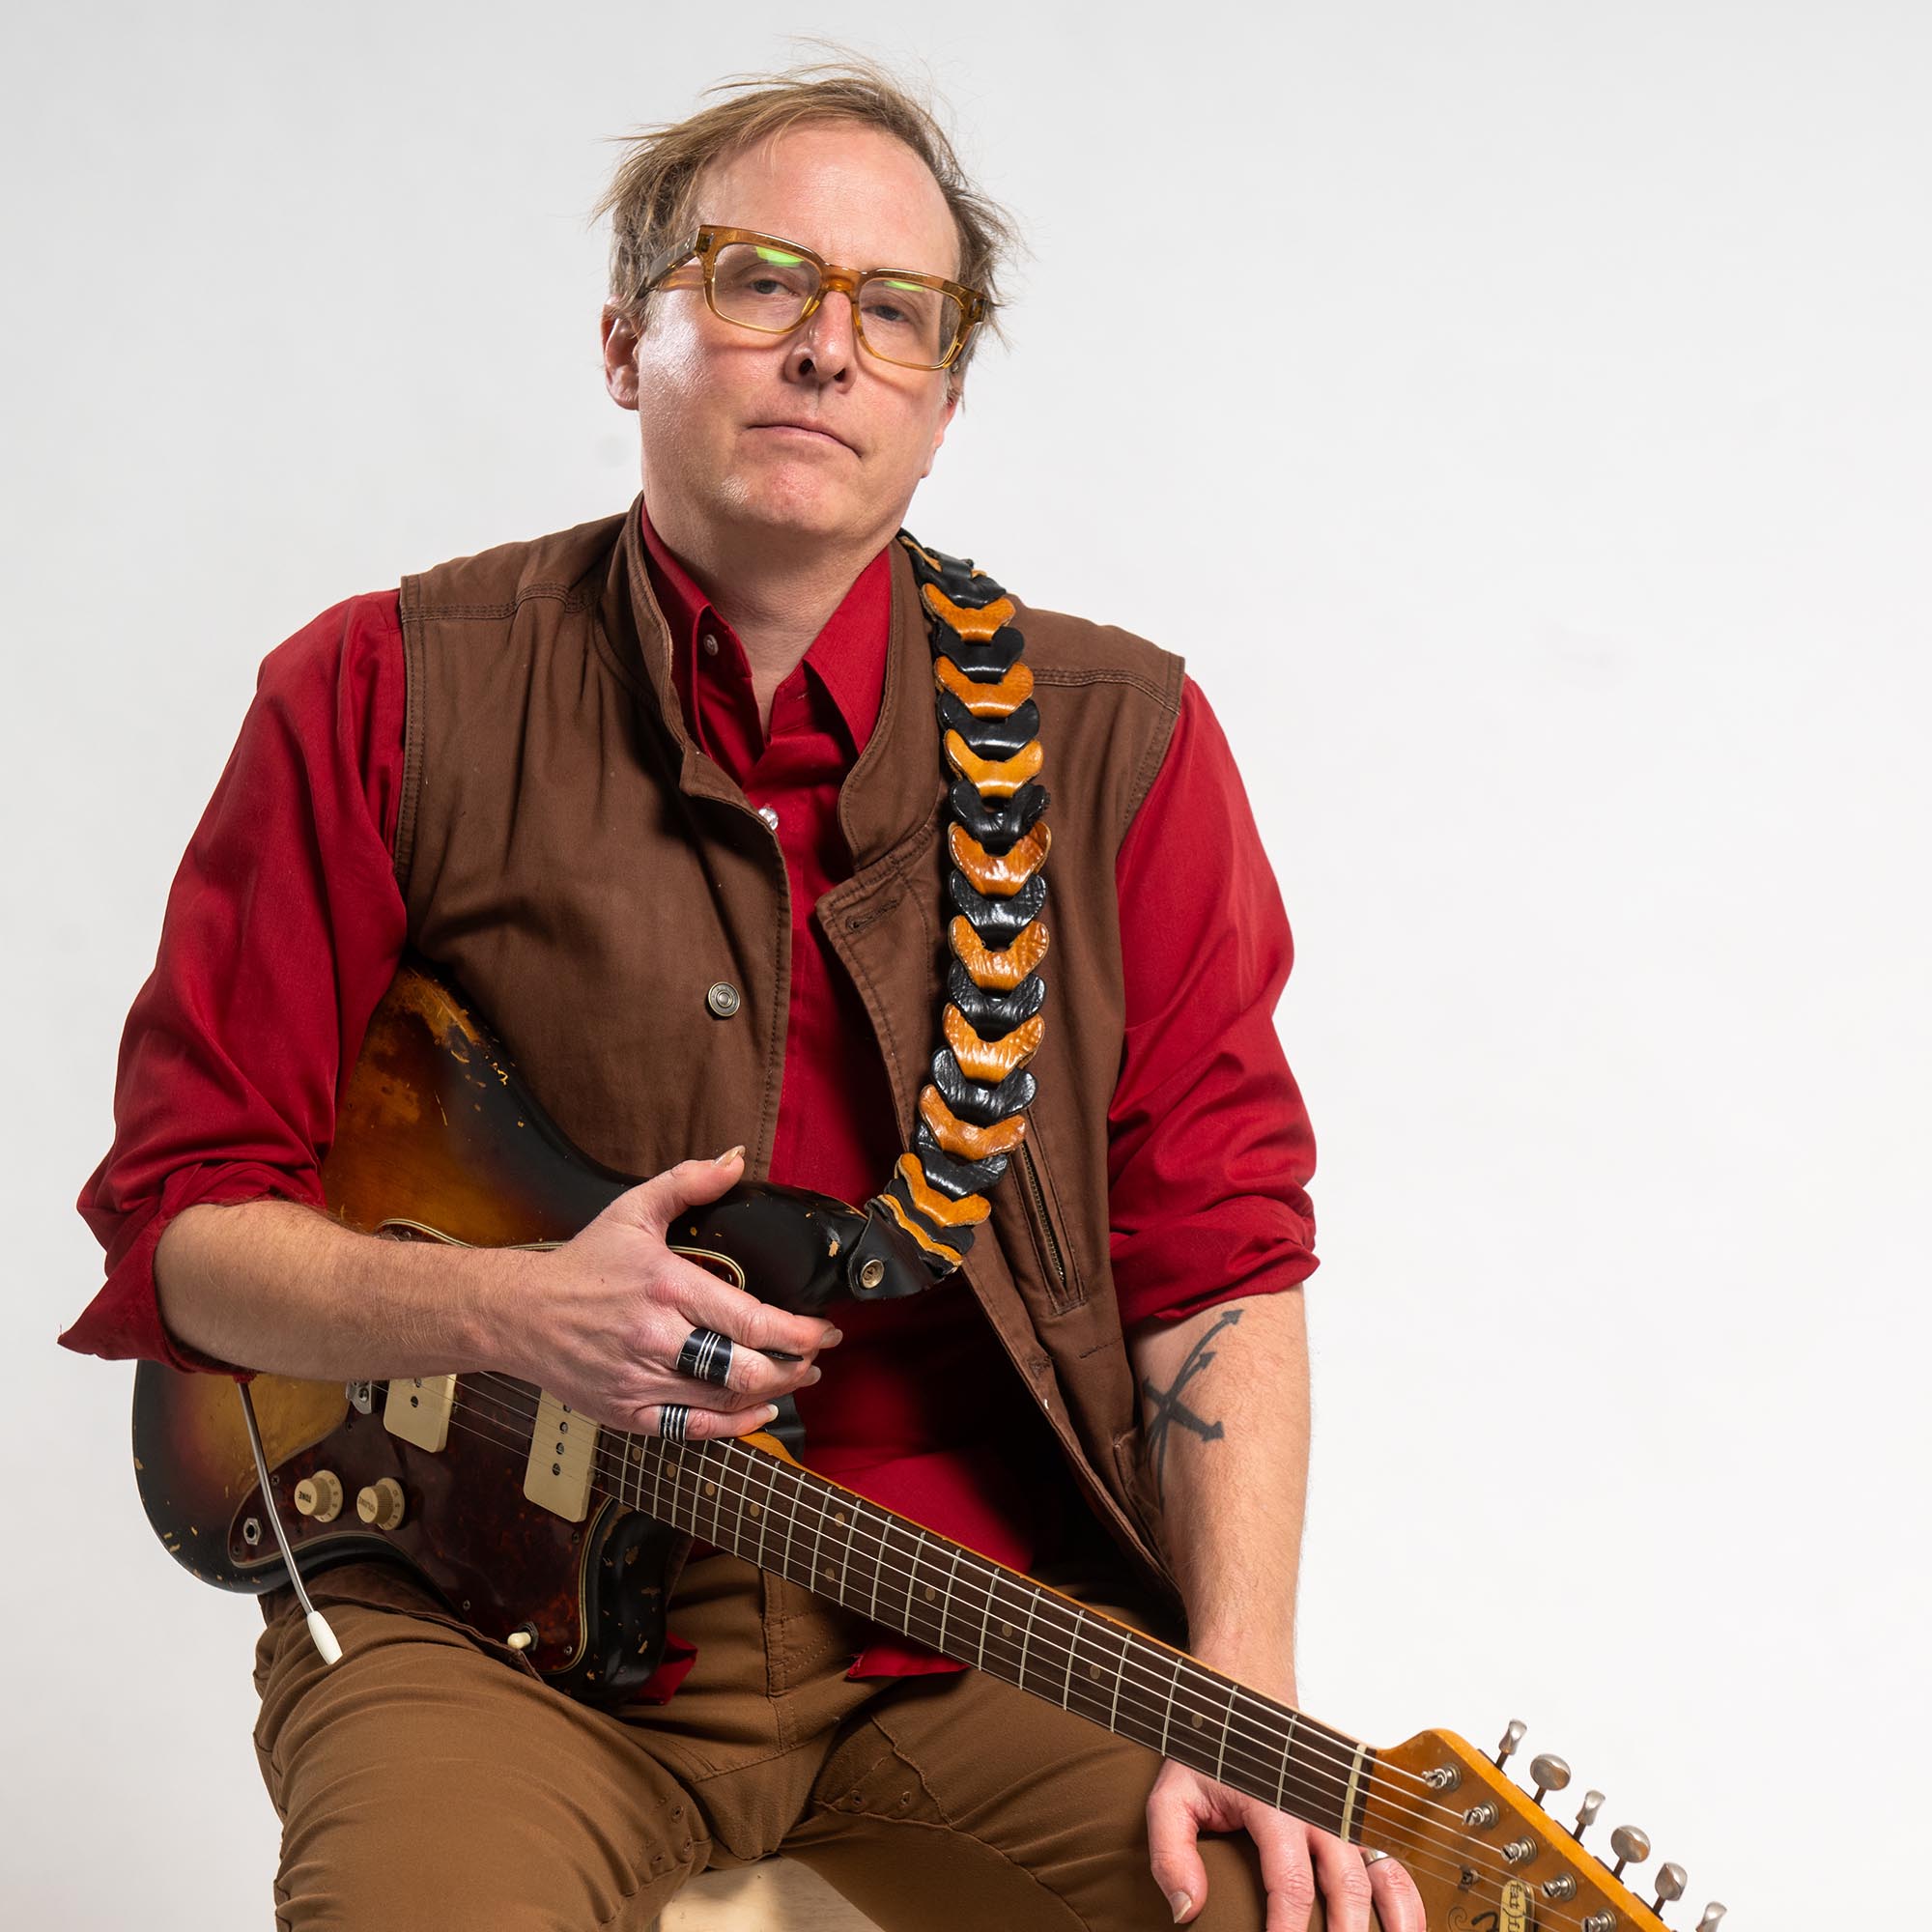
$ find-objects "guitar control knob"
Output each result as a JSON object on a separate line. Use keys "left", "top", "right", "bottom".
{"left": 1573, "top": 1790, "right": 1605, "bottom": 1839}
{"left": 1494, "top": 1719, "right": 1527, "bottom": 1768}
{"left": 293, "top": 1470, "right": 344, "bottom": 1523}
{"left": 1530, "top": 1754, "right": 1572, "bottom": 1804}
{"left": 355, "top": 1478, "right": 407, "bottom": 1530}
{"left": 1609, "top": 1824, "right": 1651, "bottom": 1878}
{"left": 1695, "top": 1906, "right": 1727, "bottom": 1931}
{"left": 1653, "top": 1864, "right": 1687, "bottom": 1910}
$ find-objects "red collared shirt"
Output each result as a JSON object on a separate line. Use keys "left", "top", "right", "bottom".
{"left": 68, "top": 503, "right": 1319, "bottom": 1684}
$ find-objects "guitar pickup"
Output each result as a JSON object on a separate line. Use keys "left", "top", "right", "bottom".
{"left": 383, "top": 1375, "right": 457, "bottom": 1453}
{"left": 523, "top": 1391, "right": 595, "bottom": 1522}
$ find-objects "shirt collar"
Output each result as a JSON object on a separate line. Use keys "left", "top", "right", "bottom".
{"left": 637, "top": 497, "right": 892, "bottom": 759}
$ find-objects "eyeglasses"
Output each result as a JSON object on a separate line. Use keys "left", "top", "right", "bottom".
{"left": 638, "top": 225, "right": 989, "bottom": 373}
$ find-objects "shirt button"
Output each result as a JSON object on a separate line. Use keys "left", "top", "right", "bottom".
{"left": 705, "top": 981, "right": 742, "bottom": 1018}
{"left": 756, "top": 804, "right": 780, "bottom": 831}
{"left": 700, "top": 632, "right": 720, "bottom": 658}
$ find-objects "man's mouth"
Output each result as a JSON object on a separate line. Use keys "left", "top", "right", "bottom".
{"left": 751, "top": 420, "right": 855, "bottom": 453}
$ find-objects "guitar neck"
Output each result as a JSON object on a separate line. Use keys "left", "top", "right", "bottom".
{"left": 611, "top": 1428, "right": 1378, "bottom": 1843}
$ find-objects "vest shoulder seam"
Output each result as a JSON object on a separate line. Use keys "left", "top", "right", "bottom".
{"left": 410, "top": 581, "right": 595, "bottom": 623}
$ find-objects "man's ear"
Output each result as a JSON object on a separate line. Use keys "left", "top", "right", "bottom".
{"left": 920, "top": 381, "right": 963, "bottom": 480}
{"left": 601, "top": 304, "right": 641, "bottom": 412}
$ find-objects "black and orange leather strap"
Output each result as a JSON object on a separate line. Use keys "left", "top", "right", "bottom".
{"left": 848, "top": 532, "right": 1051, "bottom": 1297}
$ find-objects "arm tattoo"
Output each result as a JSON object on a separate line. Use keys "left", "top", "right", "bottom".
{"left": 1139, "top": 1305, "right": 1240, "bottom": 1501}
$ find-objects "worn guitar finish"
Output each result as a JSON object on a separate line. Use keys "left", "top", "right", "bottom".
{"left": 128, "top": 962, "right": 1717, "bottom": 1932}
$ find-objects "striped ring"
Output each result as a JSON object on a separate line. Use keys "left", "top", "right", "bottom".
{"left": 675, "top": 1327, "right": 735, "bottom": 1389}
{"left": 658, "top": 1403, "right": 693, "bottom": 1443}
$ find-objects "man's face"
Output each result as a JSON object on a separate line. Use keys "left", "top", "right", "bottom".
{"left": 603, "top": 122, "right": 964, "bottom": 559}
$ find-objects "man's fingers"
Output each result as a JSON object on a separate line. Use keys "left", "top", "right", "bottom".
{"left": 1364, "top": 1853, "right": 1426, "bottom": 1932}
{"left": 644, "top": 1399, "right": 780, "bottom": 1443}
{"left": 1304, "top": 1830, "right": 1376, "bottom": 1932}
{"left": 1146, "top": 1778, "right": 1209, "bottom": 1923}
{"left": 669, "top": 1262, "right": 842, "bottom": 1363}
{"left": 621, "top": 1148, "right": 746, "bottom": 1236}
{"left": 1244, "top": 1809, "right": 1319, "bottom": 1932}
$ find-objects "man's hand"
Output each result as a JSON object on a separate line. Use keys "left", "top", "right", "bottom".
{"left": 502, "top": 1147, "right": 842, "bottom": 1439}
{"left": 1148, "top": 1758, "right": 1425, "bottom": 1930}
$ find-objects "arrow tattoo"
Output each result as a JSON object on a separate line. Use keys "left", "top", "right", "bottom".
{"left": 1139, "top": 1305, "right": 1242, "bottom": 1502}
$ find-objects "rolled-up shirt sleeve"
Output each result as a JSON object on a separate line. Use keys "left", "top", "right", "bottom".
{"left": 1108, "top": 676, "right": 1318, "bottom": 1330}
{"left": 63, "top": 593, "right": 409, "bottom": 1371}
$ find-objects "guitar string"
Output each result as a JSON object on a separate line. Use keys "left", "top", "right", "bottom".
{"left": 442, "top": 1399, "right": 1615, "bottom": 1924}
{"left": 455, "top": 1370, "right": 1481, "bottom": 1829}
{"left": 457, "top": 1368, "right": 1470, "bottom": 1818}
{"left": 414, "top": 1396, "right": 1610, "bottom": 1924}
{"left": 441, "top": 1379, "right": 1571, "bottom": 1893}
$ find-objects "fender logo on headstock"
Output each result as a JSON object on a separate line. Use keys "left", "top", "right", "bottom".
{"left": 1450, "top": 1884, "right": 1532, "bottom": 1932}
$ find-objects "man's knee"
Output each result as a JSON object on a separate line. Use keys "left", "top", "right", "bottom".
{"left": 256, "top": 1595, "right": 703, "bottom": 1930}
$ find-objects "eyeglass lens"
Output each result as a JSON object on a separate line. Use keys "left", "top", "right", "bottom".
{"left": 710, "top": 242, "right": 962, "bottom": 369}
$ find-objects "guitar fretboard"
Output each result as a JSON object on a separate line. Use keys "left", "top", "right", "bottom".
{"left": 608, "top": 1427, "right": 1375, "bottom": 1841}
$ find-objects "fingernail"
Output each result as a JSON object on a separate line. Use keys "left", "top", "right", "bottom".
{"left": 806, "top": 1366, "right": 823, "bottom": 1384}
{"left": 1167, "top": 1892, "right": 1193, "bottom": 1923}
{"left": 823, "top": 1327, "right": 844, "bottom": 1346}
{"left": 760, "top": 1404, "right": 780, "bottom": 1423}
{"left": 715, "top": 1145, "right": 746, "bottom": 1166}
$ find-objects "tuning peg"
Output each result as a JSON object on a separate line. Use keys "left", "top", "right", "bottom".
{"left": 1529, "top": 1754, "right": 1571, "bottom": 1804}
{"left": 1652, "top": 1863, "right": 1687, "bottom": 1910}
{"left": 1608, "top": 1825, "right": 1650, "bottom": 1878}
{"left": 1694, "top": 1905, "right": 1726, "bottom": 1931}
{"left": 1572, "top": 1789, "right": 1605, "bottom": 1840}
{"left": 1494, "top": 1719, "right": 1527, "bottom": 1769}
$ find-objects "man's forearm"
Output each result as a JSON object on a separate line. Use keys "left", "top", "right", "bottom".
{"left": 1126, "top": 1290, "right": 1312, "bottom": 1703}
{"left": 156, "top": 1199, "right": 534, "bottom": 1380}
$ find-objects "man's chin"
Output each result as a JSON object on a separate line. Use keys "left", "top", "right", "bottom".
{"left": 720, "top": 478, "right": 887, "bottom": 551}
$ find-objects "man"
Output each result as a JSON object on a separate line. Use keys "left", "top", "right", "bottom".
{"left": 67, "top": 63, "right": 1422, "bottom": 1932}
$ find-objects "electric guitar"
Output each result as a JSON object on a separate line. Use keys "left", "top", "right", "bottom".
{"left": 128, "top": 962, "right": 1725, "bottom": 1932}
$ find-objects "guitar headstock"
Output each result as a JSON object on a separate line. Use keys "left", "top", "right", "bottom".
{"left": 1368, "top": 1721, "right": 1724, "bottom": 1932}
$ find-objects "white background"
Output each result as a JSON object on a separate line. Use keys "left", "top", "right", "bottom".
{"left": 5, "top": 3, "right": 1926, "bottom": 1924}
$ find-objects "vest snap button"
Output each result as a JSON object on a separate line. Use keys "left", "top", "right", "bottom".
{"left": 756, "top": 804, "right": 780, "bottom": 831}
{"left": 705, "top": 980, "right": 742, "bottom": 1018}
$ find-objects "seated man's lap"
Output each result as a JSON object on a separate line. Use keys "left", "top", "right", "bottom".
{"left": 252, "top": 1576, "right": 705, "bottom": 1930}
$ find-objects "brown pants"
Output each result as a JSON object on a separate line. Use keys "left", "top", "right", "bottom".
{"left": 253, "top": 1548, "right": 1360, "bottom": 1930}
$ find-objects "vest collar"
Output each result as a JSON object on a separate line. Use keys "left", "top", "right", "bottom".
{"left": 599, "top": 494, "right": 943, "bottom": 867}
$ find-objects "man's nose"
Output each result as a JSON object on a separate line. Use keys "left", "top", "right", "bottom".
{"left": 785, "top": 290, "right": 858, "bottom": 384}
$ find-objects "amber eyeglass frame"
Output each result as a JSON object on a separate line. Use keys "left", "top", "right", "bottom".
{"left": 638, "top": 225, "right": 990, "bottom": 373}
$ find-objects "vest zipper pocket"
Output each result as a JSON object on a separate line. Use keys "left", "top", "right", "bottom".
{"left": 1016, "top": 1138, "right": 1082, "bottom": 1314}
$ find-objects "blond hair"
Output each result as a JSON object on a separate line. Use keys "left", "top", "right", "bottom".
{"left": 594, "top": 55, "right": 1019, "bottom": 387}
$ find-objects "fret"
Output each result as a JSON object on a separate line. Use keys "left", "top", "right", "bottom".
{"left": 1275, "top": 1711, "right": 1299, "bottom": 1814}
{"left": 1339, "top": 1744, "right": 1369, "bottom": 1845}
{"left": 1159, "top": 1651, "right": 1181, "bottom": 1758}
{"left": 712, "top": 1443, "right": 746, "bottom": 1558}
{"left": 840, "top": 1499, "right": 867, "bottom": 1611}
{"left": 1016, "top": 1572, "right": 1041, "bottom": 1695}
{"left": 779, "top": 1459, "right": 802, "bottom": 1586}
{"left": 650, "top": 1433, "right": 668, "bottom": 1522}
{"left": 1214, "top": 1672, "right": 1238, "bottom": 1786}
{"left": 748, "top": 1446, "right": 774, "bottom": 1571}
{"left": 1106, "top": 1622, "right": 1129, "bottom": 1736}
{"left": 936, "top": 1547, "right": 964, "bottom": 1656}
{"left": 1060, "top": 1602, "right": 1080, "bottom": 1711}
{"left": 805, "top": 1460, "right": 828, "bottom": 1594}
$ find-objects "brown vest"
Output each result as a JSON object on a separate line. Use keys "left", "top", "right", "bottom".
{"left": 394, "top": 502, "right": 1184, "bottom": 1590}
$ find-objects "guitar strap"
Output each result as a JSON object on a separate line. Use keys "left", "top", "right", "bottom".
{"left": 847, "top": 533, "right": 1051, "bottom": 1297}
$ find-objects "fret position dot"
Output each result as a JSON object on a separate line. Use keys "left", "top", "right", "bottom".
{"left": 1089, "top": 1663, "right": 1102, "bottom": 1681}
{"left": 749, "top": 1503, "right": 761, "bottom": 1518}
{"left": 823, "top": 1565, "right": 838, "bottom": 1583}
{"left": 923, "top": 1586, "right": 937, "bottom": 1602}
{"left": 1191, "top": 1713, "right": 1204, "bottom": 1728}
{"left": 1001, "top": 1622, "right": 1014, "bottom": 1637}
{"left": 704, "top": 1482, "right": 716, "bottom": 1497}
{"left": 835, "top": 1511, "right": 848, "bottom": 1525}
